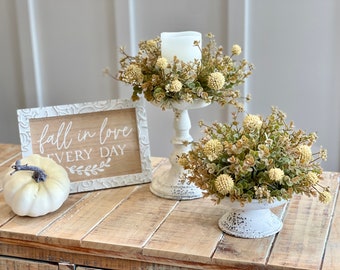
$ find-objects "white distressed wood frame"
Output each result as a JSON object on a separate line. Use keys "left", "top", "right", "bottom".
{"left": 17, "top": 99, "right": 152, "bottom": 193}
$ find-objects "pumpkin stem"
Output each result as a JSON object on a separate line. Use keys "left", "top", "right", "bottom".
{"left": 10, "top": 160, "right": 47, "bottom": 182}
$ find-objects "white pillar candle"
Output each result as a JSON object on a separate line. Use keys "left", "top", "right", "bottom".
{"left": 160, "top": 31, "right": 202, "bottom": 63}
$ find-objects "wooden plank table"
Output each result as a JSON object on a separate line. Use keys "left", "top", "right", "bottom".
{"left": 0, "top": 143, "right": 339, "bottom": 269}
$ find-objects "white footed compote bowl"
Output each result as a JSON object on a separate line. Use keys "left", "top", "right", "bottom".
{"left": 150, "top": 99, "right": 210, "bottom": 200}
{"left": 218, "top": 198, "right": 288, "bottom": 238}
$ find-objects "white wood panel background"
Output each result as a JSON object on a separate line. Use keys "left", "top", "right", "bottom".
{"left": 0, "top": 0, "right": 339, "bottom": 171}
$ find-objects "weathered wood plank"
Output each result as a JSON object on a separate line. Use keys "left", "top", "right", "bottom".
{"left": 267, "top": 172, "right": 339, "bottom": 270}
{"left": 322, "top": 173, "right": 340, "bottom": 270}
{"left": 35, "top": 158, "right": 164, "bottom": 246}
{"left": 0, "top": 141, "right": 338, "bottom": 270}
{"left": 212, "top": 204, "right": 287, "bottom": 269}
{"left": 0, "top": 242, "right": 199, "bottom": 270}
{"left": 82, "top": 184, "right": 178, "bottom": 254}
{"left": 0, "top": 255, "right": 57, "bottom": 270}
{"left": 0, "top": 192, "right": 85, "bottom": 240}
{"left": 143, "top": 197, "right": 226, "bottom": 265}
{"left": 150, "top": 156, "right": 167, "bottom": 172}
{"left": 37, "top": 185, "right": 138, "bottom": 246}
{"left": 0, "top": 144, "right": 21, "bottom": 165}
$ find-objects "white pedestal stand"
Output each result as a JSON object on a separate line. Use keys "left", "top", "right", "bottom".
{"left": 150, "top": 100, "right": 210, "bottom": 200}
{"left": 218, "top": 199, "right": 287, "bottom": 238}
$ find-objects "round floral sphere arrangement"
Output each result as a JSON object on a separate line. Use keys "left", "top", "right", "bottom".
{"left": 178, "top": 107, "right": 331, "bottom": 205}
{"left": 107, "top": 33, "right": 254, "bottom": 110}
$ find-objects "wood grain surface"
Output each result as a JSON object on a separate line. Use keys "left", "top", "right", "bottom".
{"left": 0, "top": 144, "right": 339, "bottom": 269}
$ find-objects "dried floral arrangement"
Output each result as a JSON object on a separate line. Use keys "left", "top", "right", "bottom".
{"left": 106, "top": 33, "right": 253, "bottom": 110}
{"left": 178, "top": 107, "right": 331, "bottom": 205}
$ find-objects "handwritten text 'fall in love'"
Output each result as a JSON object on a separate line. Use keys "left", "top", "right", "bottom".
{"left": 37, "top": 117, "right": 133, "bottom": 163}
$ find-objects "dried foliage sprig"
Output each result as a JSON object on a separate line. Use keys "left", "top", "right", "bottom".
{"left": 178, "top": 107, "right": 330, "bottom": 205}
{"left": 105, "top": 33, "right": 253, "bottom": 110}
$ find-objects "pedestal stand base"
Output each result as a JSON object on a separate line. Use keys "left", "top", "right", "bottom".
{"left": 150, "top": 168, "right": 203, "bottom": 200}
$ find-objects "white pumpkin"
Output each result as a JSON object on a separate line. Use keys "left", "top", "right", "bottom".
{"left": 2, "top": 154, "right": 70, "bottom": 217}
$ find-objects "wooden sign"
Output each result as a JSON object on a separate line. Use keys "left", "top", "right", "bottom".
{"left": 17, "top": 99, "right": 152, "bottom": 193}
